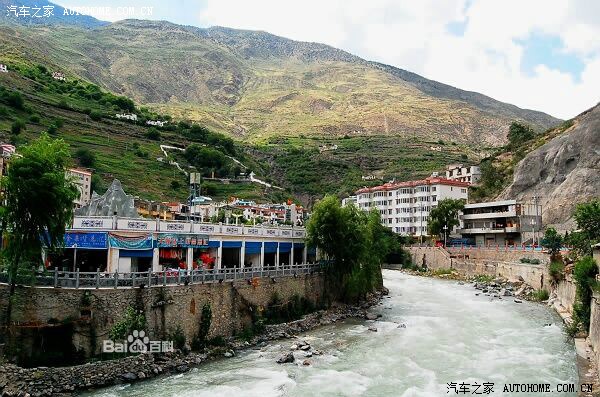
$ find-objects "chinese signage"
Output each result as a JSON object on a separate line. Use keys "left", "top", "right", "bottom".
{"left": 157, "top": 233, "right": 209, "bottom": 248}
{"left": 64, "top": 232, "right": 107, "bottom": 249}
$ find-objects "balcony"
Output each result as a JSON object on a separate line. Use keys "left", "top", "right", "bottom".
{"left": 461, "top": 210, "right": 516, "bottom": 220}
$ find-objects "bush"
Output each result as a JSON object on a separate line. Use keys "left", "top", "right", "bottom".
{"left": 10, "top": 119, "right": 25, "bottom": 135}
{"left": 144, "top": 127, "right": 161, "bottom": 141}
{"left": 170, "top": 325, "right": 186, "bottom": 350}
{"left": 29, "top": 114, "right": 40, "bottom": 123}
{"left": 520, "top": 258, "right": 540, "bottom": 265}
{"left": 47, "top": 124, "right": 58, "bottom": 135}
{"left": 76, "top": 148, "right": 96, "bottom": 167}
{"left": 134, "top": 148, "right": 149, "bottom": 158}
{"left": 89, "top": 110, "right": 102, "bottom": 121}
{"left": 192, "top": 303, "right": 212, "bottom": 350}
{"left": 6, "top": 91, "right": 24, "bottom": 109}
{"left": 170, "top": 180, "right": 181, "bottom": 190}
{"left": 549, "top": 261, "right": 565, "bottom": 282}
{"left": 572, "top": 256, "right": 598, "bottom": 330}
{"left": 532, "top": 289, "right": 549, "bottom": 302}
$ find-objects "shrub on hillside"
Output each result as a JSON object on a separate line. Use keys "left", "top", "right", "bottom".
{"left": 10, "top": 119, "right": 25, "bottom": 135}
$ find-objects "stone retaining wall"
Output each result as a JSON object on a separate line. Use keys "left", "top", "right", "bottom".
{"left": 447, "top": 247, "right": 550, "bottom": 264}
{"left": 0, "top": 274, "right": 325, "bottom": 362}
{"left": 406, "top": 247, "right": 549, "bottom": 290}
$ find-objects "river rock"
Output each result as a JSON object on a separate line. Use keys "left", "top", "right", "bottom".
{"left": 365, "top": 313, "right": 378, "bottom": 320}
{"left": 514, "top": 299, "right": 523, "bottom": 303}
{"left": 305, "top": 352, "right": 313, "bottom": 357}
{"left": 276, "top": 353, "right": 295, "bottom": 364}
{"left": 302, "top": 360, "right": 311, "bottom": 366}
{"left": 121, "top": 372, "right": 137, "bottom": 381}
{"left": 299, "top": 344, "right": 311, "bottom": 351}
{"left": 368, "top": 326, "right": 378, "bottom": 332}
{"left": 224, "top": 351, "right": 234, "bottom": 358}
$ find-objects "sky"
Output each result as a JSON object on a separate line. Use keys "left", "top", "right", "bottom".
{"left": 54, "top": 0, "right": 600, "bottom": 119}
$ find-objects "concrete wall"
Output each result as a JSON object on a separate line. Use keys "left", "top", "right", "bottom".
{"left": 447, "top": 247, "right": 550, "bottom": 264}
{"left": 407, "top": 246, "right": 550, "bottom": 290}
{"left": 0, "top": 274, "right": 325, "bottom": 359}
{"left": 554, "top": 274, "right": 577, "bottom": 315}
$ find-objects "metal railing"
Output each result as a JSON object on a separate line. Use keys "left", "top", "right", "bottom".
{"left": 0, "top": 263, "right": 324, "bottom": 289}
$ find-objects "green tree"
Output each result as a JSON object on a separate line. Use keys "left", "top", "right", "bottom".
{"left": 75, "top": 148, "right": 96, "bottom": 167}
{"left": 572, "top": 256, "right": 598, "bottom": 331}
{"left": 427, "top": 198, "right": 465, "bottom": 241}
{"left": 507, "top": 121, "right": 535, "bottom": 148}
{"left": 540, "top": 227, "right": 563, "bottom": 258}
{"left": 306, "top": 196, "right": 394, "bottom": 302}
{"left": 1, "top": 134, "right": 79, "bottom": 326}
{"left": 568, "top": 200, "right": 600, "bottom": 258}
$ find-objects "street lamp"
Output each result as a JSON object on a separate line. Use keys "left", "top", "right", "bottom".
{"left": 73, "top": 243, "right": 78, "bottom": 272}
{"left": 531, "top": 218, "right": 536, "bottom": 246}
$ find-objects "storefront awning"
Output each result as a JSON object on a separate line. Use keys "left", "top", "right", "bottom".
{"left": 245, "top": 242, "right": 262, "bottom": 255}
{"left": 222, "top": 241, "right": 242, "bottom": 248}
{"left": 279, "top": 242, "right": 292, "bottom": 253}
{"left": 120, "top": 249, "right": 154, "bottom": 258}
{"left": 264, "top": 242, "right": 278, "bottom": 253}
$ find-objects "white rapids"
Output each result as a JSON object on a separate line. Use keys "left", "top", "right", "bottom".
{"left": 87, "top": 270, "right": 578, "bottom": 397}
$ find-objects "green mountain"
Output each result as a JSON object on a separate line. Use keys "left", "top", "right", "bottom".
{"left": 0, "top": 16, "right": 564, "bottom": 203}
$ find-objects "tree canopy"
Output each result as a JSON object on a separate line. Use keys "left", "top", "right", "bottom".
{"left": 507, "top": 121, "right": 535, "bottom": 148}
{"left": 306, "top": 196, "right": 398, "bottom": 302}
{"left": 566, "top": 199, "right": 600, "bottom": 257}
{"left": 427, "top": 198, "right": 465, "bottom": 239}
{"left": 2, "top": 134, "right": 78, "bottom": 276}
{"left": 540, "top": 227, "right": 563, "bottom": 258}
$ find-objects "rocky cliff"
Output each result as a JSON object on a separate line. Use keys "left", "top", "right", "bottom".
{"left": 500, "top": 104, "right": 600, "bottom": 231}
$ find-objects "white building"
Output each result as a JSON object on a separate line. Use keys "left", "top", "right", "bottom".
{"left": 0, "top": 64, "right": 8, "bottom": 73}
{"left": 342, "top": 195, "right": 357, "bottom": 207}
{"left": 52, "top": 71, "right": 66, "bottom": 81}
{"left": 115, "top": 113, "right": 138, "bottom": 121}
{"left": 68, "top": 168, "right": 93, "bottom": 208}
{"left": 146, "top": 120, "right": 167, "bottom": 127}
{"left": 445, "top": 164, "right": 481, "bottom": 185}
{"left": 355, "top": 175, "right": 469, "bottom": 236}
{"left": 458, "top": 199, "right": 542, "bottom": 246}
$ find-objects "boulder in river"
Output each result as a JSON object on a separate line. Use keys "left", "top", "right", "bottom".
{"left": 368, "top": 326, "right": 378, "bottom": 332}
{"left": 276, "top": 353, "right": 295, "bottom": 364}
{"left": 365, "top": 313, "right": 378, "bottom": 320}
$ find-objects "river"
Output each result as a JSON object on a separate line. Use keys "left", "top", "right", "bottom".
{"left": 88, "top": 270, "right": 578, "bottom": 397}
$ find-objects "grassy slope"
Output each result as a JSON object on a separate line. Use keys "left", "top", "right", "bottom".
{"left": 0, "top": 64, "right": 280, "bottom": 203}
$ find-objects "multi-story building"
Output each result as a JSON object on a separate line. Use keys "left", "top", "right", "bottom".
{"left": 445, "top": 164, "right": 481, "bottom": 185}
{"left": 342, "top": 196, "right": 357, "bottom": 207}
{"left": 457, "top": 199, "right": 542, "bottom": 246}
{"left": 355, "top": 175, "right": 469, "bottom": 236}
{"left": 68, "top": 168, "right": 92, "bottom": 208}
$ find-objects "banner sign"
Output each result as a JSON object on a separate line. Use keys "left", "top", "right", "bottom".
{"left": 108, "top": 233, "right": 153, "bottom": 250}
{"left": 157, "top": 234, "right": 209, "bottom": 248}
{"left": 64, "top": 232, "right": 107, "bottom": 249}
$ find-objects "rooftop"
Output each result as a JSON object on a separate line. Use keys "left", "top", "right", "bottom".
{"left": 356, "top": 176, "right": 470, "bottom": 194}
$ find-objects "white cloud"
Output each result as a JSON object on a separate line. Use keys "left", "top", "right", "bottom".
{"left": 198, "top": 0, "right": 600, "bottom": 119}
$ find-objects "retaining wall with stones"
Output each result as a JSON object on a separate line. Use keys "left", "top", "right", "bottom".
{"left": 0, "top": 274, "right": 326, "bottom": 361}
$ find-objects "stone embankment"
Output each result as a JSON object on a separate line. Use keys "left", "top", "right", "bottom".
{"left": 0, "top": 290, "right": 387, "bottom": 396}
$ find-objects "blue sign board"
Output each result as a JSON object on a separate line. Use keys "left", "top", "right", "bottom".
{"left": 64, "top": 232, "right": 108, "bottom": 249}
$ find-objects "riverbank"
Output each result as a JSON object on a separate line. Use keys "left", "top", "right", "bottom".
{"left": 0, "top": 289, "right": 387, "bottom": 396}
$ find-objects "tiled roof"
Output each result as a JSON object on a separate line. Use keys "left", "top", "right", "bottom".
{"left": 356, "top": 176, "right": 470, "bottom": 194}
